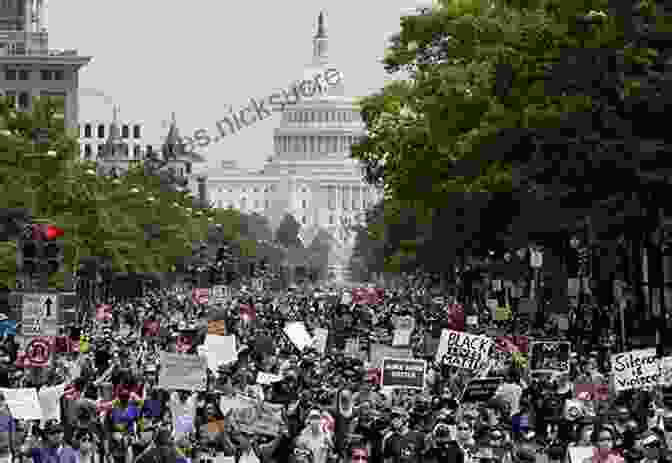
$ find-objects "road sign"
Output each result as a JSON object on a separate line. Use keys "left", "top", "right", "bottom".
{"left": 22, "top": 293, "right": 58, "bottom": 337}
{"left": 210, "top": 285, "right": 230, "bottom": 304}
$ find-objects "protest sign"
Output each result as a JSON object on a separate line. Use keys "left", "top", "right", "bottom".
{"left": 0, "top": 388, "right": 43, "bottom": 420}
{"left": 568, "top": 447, "right": 595, "bottom": 463}
{"left": 229, "top": 394, "right": 283, "bottom": 436}
{"left": 208, "top": 320, "right": 226, "bottom": 336}
{"left": 435, "top": 329, "right": 493, "bottom": 371}
{"left": 257, "top": 372, "right": 283, "bottom": 385}
{"left": 381, "top": 358, "right": 426, "bottom": 390}
{"left": 283, "top": 322, "right": 312, "bottom": 351}
{"left": 611, "top": 348, "right": 660, "bottom": 392}
{"left": 204, "top": 335, "right": 237, "bottom": 372}
{"left": 37, "top": 383, "right": 66, "bottom": 421}
{"left": 392, "top": 315, "right": 415, "bottom": 346}
{"left": 529, "top": 341, "right": 571, "bottom": 374}
{"left": 158, "top": 352, "right": 207, "bottom": 391}
{"left": 461, "top": 377, "right": 504, "bottom": 403}
{"left": 660, "top": 356, "right": 672, "bottom": 386}
{"left": 370, "top": 344, "right": 411, "bottom": 369}
{"left": 312, "top": 328, "right": 328, "bottom": 354}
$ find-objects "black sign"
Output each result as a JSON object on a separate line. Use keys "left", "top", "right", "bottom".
{"left": 461, "top": 377, "right": 504, "bottom": 403}
{"left": 381, "top": 358, "right": 426, "bottom": 390}
{"left": 529, "top": 341, "right": 571, "bottom": 373}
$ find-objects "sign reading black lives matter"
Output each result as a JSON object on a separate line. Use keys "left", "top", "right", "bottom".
{"left": 461, "top": 377, "right": 505, "bottom": 403}
{"left": 381, "top": 358, "right": 426, "bottom": 390}
{"left": 612, "top": 348, "right": 660, "bottom": 392}
{"left": 435, "top": 329, "right": 493, "bottom": 371}
{"left": 529, "top": 341, "right": 571, "bottom": 374}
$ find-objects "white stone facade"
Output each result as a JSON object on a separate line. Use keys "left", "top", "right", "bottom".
{"left": 204, "top": 13, "right": 380, "bottom": 281}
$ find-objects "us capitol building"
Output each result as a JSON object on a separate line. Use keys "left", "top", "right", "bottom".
{"left": 201, "top": 13, "right": 380, "bottom": 282}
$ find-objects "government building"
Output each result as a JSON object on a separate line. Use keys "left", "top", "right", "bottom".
{"left": 203, "top": 13, "right": 380, "bottom": 281}
{"left": 0, "top": 0, "right": 90, "bottom": 130}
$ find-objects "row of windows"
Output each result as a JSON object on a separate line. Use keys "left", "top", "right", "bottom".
{"left": 1, "top": 91, "right": 65, "bottom": 111}
{"left": 216, "top": 185, "right": 277, "bottom": 194}
{"left": 275, "top": 135, "right": 360, "bottom": 153}
{"left": 4, "top": 69, "right": 65, "bottom": 81}
{"left": 81, "top": 124, "right": 141, "bottom": 140}
{"left": 286, "top": 110, "right": 359, "bottom": 123}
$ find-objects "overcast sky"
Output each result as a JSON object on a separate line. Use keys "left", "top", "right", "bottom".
{"left": 51, "top": 1, "right": 421, "bottom": 173}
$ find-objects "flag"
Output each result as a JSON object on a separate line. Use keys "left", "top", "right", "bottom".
{"left": 320, "top": 412, "right": 335, "bottom": 434}
{"left": 176, "top": 335, "right": 192, "bottom": 354}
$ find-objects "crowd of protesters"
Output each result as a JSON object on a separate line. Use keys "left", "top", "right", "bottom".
{"left": 0, "top": 272, "right": 668, "bottom": 463}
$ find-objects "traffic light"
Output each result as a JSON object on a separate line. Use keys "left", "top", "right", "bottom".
{"left": 19, "top": 238, "right": 39, "bottom": 275}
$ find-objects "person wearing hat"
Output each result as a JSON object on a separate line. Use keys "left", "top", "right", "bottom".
{"left": 381, "top": 407, "right": 425, "bottom": 463}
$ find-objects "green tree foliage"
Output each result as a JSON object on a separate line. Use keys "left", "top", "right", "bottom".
{"left": 350, "top": 0, "right": 672, "bottom": 275}
{"left": 0, "top": 97, "right": 264, "bottom": 287}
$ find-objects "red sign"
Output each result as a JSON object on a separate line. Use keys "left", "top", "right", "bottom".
{"left": 351, "top": 288, "right": 384, "bottom": 305}
{"left": 96, "top": 304, "right": 113, "bottom": 321}
{"left": 192, "top": 288, "right": 209, "bottom": 305}
{"left": 176, "top": 335, "right": 192, "bottom": 353}
{"left": 26, "top": 338, "right": 50, "bottom": 367}
{"left": 494, "top": 336, "right": 529, "bottom": 354}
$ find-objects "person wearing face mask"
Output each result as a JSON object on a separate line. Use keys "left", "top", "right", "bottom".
{"left": 381, "top": 408, "right": 425, "bottom": 463}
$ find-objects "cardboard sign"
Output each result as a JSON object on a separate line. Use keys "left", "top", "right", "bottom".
{"left": 370, "top": 344, "right": 411, "bottom": 369}
{"left": 461, "top": 377, "right": 504, "bottom": 403}
{"left": 158, "top": 352, "right": 208, "bottom": 391}
{"left": 435, "top": 329, "right": 493, "bottom": 370}
{"left": 612, "top": 348, "right": 660, "bottom": 392}
{"left": 381, "top": 358, "right": 426, "bottom": 390}
{"left": 529, "top": 341, "right": 571, "bottom": 374}
{"left": 208, "top": 320, "right": 227, "bottom": 336}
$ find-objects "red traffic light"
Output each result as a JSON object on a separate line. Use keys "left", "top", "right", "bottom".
{"left": 32, "top": 224, "right": 64, "bottom": 240}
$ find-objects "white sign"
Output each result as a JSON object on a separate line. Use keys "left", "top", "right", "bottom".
{"left": 283, "top": 322, "right": 313, "bottom": 351}
{"left": 210, "top": 285, "right": 230, "bottom": 304}
{"left": 0, "top": 388, "right": 43, "bottom": 420}
{"left": 204, "top": 334, "right": 238, "bottom": 371}
{"left": 611, "top": 348, "right": 660, "bottom": 392}
{"left": 435, "top": 329, "right": 493, "bottom": 370}
{"left": 22, "top": 293, "right": 58, "bottom": 336}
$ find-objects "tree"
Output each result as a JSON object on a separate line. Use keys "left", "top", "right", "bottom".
{"left": 275, "top": 213, "right": 302, "bottom": 249}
